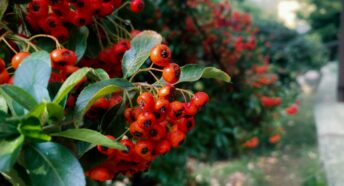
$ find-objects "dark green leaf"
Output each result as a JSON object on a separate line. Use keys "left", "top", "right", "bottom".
{"left": 1, "top": 165, "right": 28, "bottom": 186}
{"left": 53, "top": 67, "right": 92, "bottom": 104}
{"left": 122, "top": 30, "right": 162, "bottom": 78}
{"left": 0, "top": 112, "right": 19, "bottom": 139}
{"left": 75, "top": 78, "right": 132, "bottom": 123}
{"left": 177, "top": 64, "right": 231, "bottom": 83}
{"left": 0, "top": 95, "right": 8, "bottom": 113}
{"left": 87, "top": 69, "right": 110, "bottom": 81}
{"left": 65, "top": 27, "right": 89, "bottom": 61}
{"left": 0, "top": 0, "right": 8, "bottom": 20}
{"left": 52, "top": 128, "right": 125, "bottom": 150}
{"left": 46, "top": 103, "right": 64, "bottom": 122}
{"left": 14, "top": 51, "right": 52, "bottom": 103}
{"left": 1, "top": 85, "right": 38, "bottom": 111}
{"left": 19, "top": 117, "right": 51, "bottom": 141}
{"left": 0, "top": 135, "right": 24, "bottom": 172}
{"left": 24, "top": 142, "right": 85, "bottom": 186}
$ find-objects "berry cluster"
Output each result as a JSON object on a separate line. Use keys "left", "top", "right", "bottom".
{"left": 26, "top": 0, "right": 144, "bottom": 40}
{"left": 79, "top": 39, "right": 130, "bottom": 78}
{"left": 242, "top": 136, "right": 259, "bottom": 148}
{"left": 86, "top": 44, "right": 209, "bottom": 181}
{"left": 284, "top": 103, "right": 299, "bottom": 115}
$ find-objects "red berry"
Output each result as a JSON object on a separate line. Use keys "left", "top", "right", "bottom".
{"left": 0, "top": 70, "right": 10, "bottom": 84}
{"left": 137, "top": 92, "right": 155, "bottom": 111}
{"left": 0, "top": 58, "right": 6, "bottom": 72}
{"left": 168, "top": 101, "right": 185, "bottom": 119}
{"left": 191, "top": 92, "right": 209, "bottom": 108}
{"left": 38, "top": 13, "right": 61, "bottom": 32}
{"left": 50, "top": 48, "right": 77, "bottom": 68}
{"left": 135, "top": 140, "right": 154, "bottom": 160}
{"left": 184, "top": 102, "right": 198, "bottom": 117}
{"left": 176, "top": 117, "right": 195, "bottom": 133}
{"left": 130, "top": 0, "right": 145, "bottom": 13}
{"left": 118, "top": 139, "right": 135, "bottom": 159}
{"left": 11, "top": 52, "right": 30, "bottom": 70}
{"left": 155, "top": 140, "right": 171, "bottom": 155}
{"left": 130, "top": 121, "right": 147, "bottom": 138}
{"left": 137, "top": 112, "right": 157, "bottom": 129}
{"left": 50, "top": 26, "right": 69, "bottom": 41}
{"left": 154, "top": 98, "right": 170, "bottom": 115}
{"left": 72, "top": 10, "right": 92, "bottom": 26}
{"left": 99, "top": 3, "right": 115, "bottom": 17}
{"left": 162, "top": 63, "right": 181, "bottom": 84}
{"left": 92, "top": 97, "right": 109, "bottom": 109}
{"left": 168, "top": 130, "right": 186, "bottom": 148}
{"left": 87, "top": 166, "right": 114, "bottom": 181}
{"left": 158, "top": 84, "right": 176, "bottom": 101}
{"left": 28, "top": 0, "right": 49, "bottom": 17}
{"left": 150, "top": 44, "right": 171, "bottom": 67}
{"left": 147, "top": 123, "right": 166, "bottom": 140}
{"left": 97, "top": 135, "right": 117, "bottom": 156}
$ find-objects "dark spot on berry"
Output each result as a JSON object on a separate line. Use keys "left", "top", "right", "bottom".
{"left": 161, "top": 50, "right": 168, "bottom": 58}
{"left": 154, "top": 112, "right": 161, "bottom": 119}
{"left": 76, "top": 2, "right": 85, "bottom": 7}
{"left": 149, "top": 129, "right": 157, "bottom": 137}
{"left": 144, "top": 120, "right": 152, "bottom": 128}
{"left": 121, "top": 146, "right": 130, "bottom": 154}
{"left": 32, "top": 4, "right": 40, "bottom": 12}
{"left": 54, "top": 10, "right": 63, "bottom": 16}
{"left": 48, "top": 20, "right": 57, "bottom": 28}
{"left": 93, "top": 9, "right": 101, "bottom": 15}
{"left": 140, "top": 100, "right": 145, "bottom": 108}
{"left": 186, "top": 121, "right": 193, "bottom": 128}
{"left": 174, "top": 110, "right": 183, "bottom": 117}
{"left": 152, "top": 150, "right": 156, "bottom": 156}
{"left": 141, "top": 147, "right": 149, "bottom": 154}
{"left": 134, "top": 131, "right": 142, "bottom": 137}
{"left": 103, "top": 0, "right": 111, "bottom": 2}
{"left": 160, "top": 106, "right": 166, "bottom": 113}
{"left": 78, "top": 18, "right": 86, "bottom": 25}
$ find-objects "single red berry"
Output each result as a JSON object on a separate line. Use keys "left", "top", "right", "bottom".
{"left": 184, "top": 102, "right": 198, "bottom": 117}
{"left": 118, "top": 139, "right": 135, "bottom": 158}
{"left": 50, "top": 26, "right": 69, "bottom": 41}
{"left": 168, "top": 101, "right": 185, "bottom": 119}
{"left": 72, "top": 10, "right": 92, "bottom": 26}
{"left": 137, "top": 92, "right": 155, "bottom": 111}
{"left": 113, "top": 0, "right": 122, "bottom": 8}
{"left": 99, "top": 3, "right": 115, "bottom": 17}
{"left": 135, "top": 140, "right": 154, "bottom": 160}
{"left": 11, "top": 52, "right": 30, "bottom": 70}
{"left": 97, "top": 135, "right": 117, "bottom": 156}
{"left": 92, "top": 97, "right": 109, "bottom": 109}
{"left": 0, "top": 70, "right": 10, "bottom": 84}
{"left": 191, "top": 92, "right": 209, "bottom": 108}
{"left": 154, "top": 98, "right": 170, "bottom": 115}
{"left": 158, "top": 84, "right": 176, "bottom": 101}
{"left": 130, "top": 0, "right": 145, "bottom": 13}
{"left": 38, "top": 13, "right": 62, "bottom": 32}
{"left": 147, "top": 123, "right": 166, "bottom": 141}
{"left": 50, "top": 48, "right": 78, "bottom": 68}
{"left": 168, "top": 130, "right": 186, "bottom": 148}
{"left": 162, "top": 63, "right": 181, "bottom": 84}
{"left": 87, "top": 166, "right": 114, "bottom": 181}
{"left": 27, "top": 0, "right": 49, "bottom": 17}
{"left": 0, "top": 58, "right": 6, "bottom": 72}
{"left": 176, "top": 117, "right": 195, "bottom": 133}
{"left": 155, "top": 140, "right": 171, "bottom": 155}
{"left": 130, "top": 121, "right": 147, "bottom": 138}
{"left": 137, "top": 112, "right": 157, "bottom": 129}
{"left": 150, "top": 44, "right": 171, "bottom": 67}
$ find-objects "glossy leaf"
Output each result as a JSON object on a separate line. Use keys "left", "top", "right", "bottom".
{"left": 53, "top": 67, "right": 92, "bottom": 104}
{"left": 0, "top": 135, "right": 24, "bottom": 172}
{"left": 0, "top": 111, "right": 19, "bottom": 139}
{"left": 24, "top": 142, "right": 85, "bottom": 186}
{"left": 46, "top": 103, "right": 64, "bottom": 122}
{"left": 52, "top": 128, "right": 125, "bottom": 150}
{"left": 87, "top": 69, "right": 110, "bottom": 81}
{"left": 1, "top": 85, "right": 38, "bottom": 111}
{"left": 177, "top": 64, "right": 231, "bottom": 83}
{"left": 65, "top": 26, "right": 89, "bottom": 61}
{"left": 75, "top": 79, "right": 132, "bottom": 123}
{"left": 14, "top": 51, "right": 51, "bottom": 103}
{"left": 0, "top": 0, "right": 8, "bottom": 20}
{"left": 0, "top": 95, "right": 8, "bottom": 113}
{"left": 122, "top": 30, "right": 162, "bottom": 78}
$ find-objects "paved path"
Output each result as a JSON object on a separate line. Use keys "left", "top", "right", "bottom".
{"left": 315, "top": 63, "right": 344, "bottom": 186}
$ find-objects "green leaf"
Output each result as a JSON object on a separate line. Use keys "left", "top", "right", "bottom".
{"left": 0, "top": 95, "right": 8, "bottom": 113}
{"left": 0, "top": 135, "right": 24, "bottom": 172}
{"left": 1, "top": 164, "right": 29, "bottom": 186}
{"left": 177, "top": 64, "right": 231, "bottom": 83}
{"left": 0, "top": 0, "right": 8, "bottom": 20}
{"left": 19, "top": 117, "right": 51, "bottom": 141}
{"left": 87, "top": 68, "right": 110, "bottom": 81}
{"left": 65, "top": 27, "right": 89, "bottom": 62}
{"left": 53, "top": 67, "right": 92, "bottom": 104}
{"left": 24, "top": 142, "right": 85, "bottom": 186}
{"left": 52, "top": 128, "right": 125, "bottom": 150}
{"left": 46, "top": 103, "right": 64, "bottom": 122}
{"left": 75, "top": 79, "right": 132, "bottom": 123}
{"left": 0, "top": 112, "right": 19, "bottom": 139}
{"left": 14, "top": 51, "right": 52, "bottom": 103}
{"left": 122, "top": 30, "right": 162, "bottom": 78}
{"left": 1, "top": 85, "right": 38, "bottom": 111}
